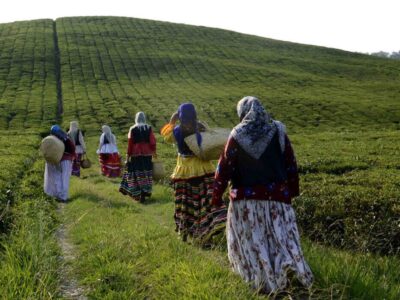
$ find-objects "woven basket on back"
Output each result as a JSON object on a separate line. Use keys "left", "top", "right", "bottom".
{"left": 40, "top": 135, "right": 65, "bottom": 165}
{"left": 152, "top": 159, "right": 165, "bottom": 180}
{"left": 184, "top": 128, "right": 231, "bottom": 161}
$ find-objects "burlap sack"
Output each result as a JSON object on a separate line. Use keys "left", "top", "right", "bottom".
{"left": 40, "top": 136, "right": 65, "bottom": 165}
{"left": 184, "top": 128, "right": 231, "bottom": 161}
{"left": 152, "top": 159, "right": 165, "bottom": 181}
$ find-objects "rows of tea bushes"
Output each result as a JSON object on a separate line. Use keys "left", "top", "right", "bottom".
{"left": 293, "top": 130, "right": 400, "bottom": 254}
{"left": 0, "top": 19, "right": 58, "bottom": 130}
{"left": 0, "top": 130, "right": 39, "bottom": 234}
{"left": 55, "top": 17, "right": 400, "bottom": 134}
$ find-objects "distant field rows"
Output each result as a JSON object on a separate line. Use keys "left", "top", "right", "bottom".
{"left": 0, "top": 20, "right": 58, "bottom": 129}
{"left": 1, "top": 17, "right": 400, "bottom": 133}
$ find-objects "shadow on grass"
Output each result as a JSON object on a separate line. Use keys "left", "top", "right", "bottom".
{"left": 70, "top": 192, "right": 142, "bottom": 213}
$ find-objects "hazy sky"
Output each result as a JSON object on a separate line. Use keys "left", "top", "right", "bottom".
{"left": 1, "top": 0, "right": 399, "bottom": 53}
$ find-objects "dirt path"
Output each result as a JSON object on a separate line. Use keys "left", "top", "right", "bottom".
{"left": 56, "top": 203, "right": 87, "bottom": 300}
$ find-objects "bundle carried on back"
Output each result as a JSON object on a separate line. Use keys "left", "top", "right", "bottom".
{"left": 152, "top": 158, "right": 166, "bottom": 180}
{"left": 185, "top": 128, "right": 230, "bottom": 161}
{"left": 40, "top": 135, "right": 65, "bottom": 165}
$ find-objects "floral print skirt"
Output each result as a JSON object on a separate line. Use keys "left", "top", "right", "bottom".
{"left": 227, "top": 200, "right": 313, "bottom": 293}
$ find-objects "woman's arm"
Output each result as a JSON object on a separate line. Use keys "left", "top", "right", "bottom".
{"left": 149, "top": 128, "right": 156, "bottom": 154}
{"left": 284, "top": 135, "right": 299, "bottom": 198}
{"left": 212, "top": 137, "right": 238, "bottom": 206}
{"left": 79, "top": 131, "right": 86, "bottom": 152}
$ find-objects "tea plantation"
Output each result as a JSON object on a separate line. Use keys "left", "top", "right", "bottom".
{"left": 0, "top": 16, "right": 399, "bottom": 298}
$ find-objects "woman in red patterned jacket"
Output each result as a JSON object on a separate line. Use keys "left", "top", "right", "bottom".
{"left": 212, "top": 96, "right": 313, "bottom": 294}
{"left": 119, "top": 112, "right": 156, "bottom": 202}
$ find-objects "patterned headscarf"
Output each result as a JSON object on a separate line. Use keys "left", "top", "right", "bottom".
{"left": 173, "top": 103, "right": 202, "bottom": 153}
{"left": 102, "top": 125, "right": 116, "bottom": 144}
{"left": 231, "top": 96, "right": 286, "bottom": 159}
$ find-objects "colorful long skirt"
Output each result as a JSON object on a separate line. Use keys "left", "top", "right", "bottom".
{"left": 44, "top": 160, "right": 73, "bottom": 202}
{"left": 119, "top": 155, "right": 153, "bottom": 200}
{"left": 71, "top": 153, "right": 82, "bottom": 177}
{"left": 172, "top": 173, "right": 227, "bottom": 240}
{"left": 227, "top": 200, "right": 313, "bottom": 293}
{"left": 99, "top": 153, "right": 121, "bottom": 177}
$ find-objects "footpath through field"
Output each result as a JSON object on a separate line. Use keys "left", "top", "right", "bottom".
{"left": 63, "top": 166, "right": 266, "bottom": 299}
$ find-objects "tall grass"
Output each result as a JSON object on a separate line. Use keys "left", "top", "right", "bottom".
{"left": 62, "top": 153, "right": 400, "bottom": 299}
{"left": 0, "top": 160, "right": 60, "bottom": 299}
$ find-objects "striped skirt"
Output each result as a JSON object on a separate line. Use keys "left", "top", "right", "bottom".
{"left": 71, "top": 153, "right": 82, "bottom": 177}
{"left": 172, "top": 173, "right": 227, "bottom": 240}
{"left": 119, "top": 155, "right": 153, "bottom": 200}
{"left": 99, "top": 153, "right": 121, "bottom": 178}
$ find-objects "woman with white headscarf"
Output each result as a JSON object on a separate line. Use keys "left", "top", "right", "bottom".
{"left": 68, "top": 121, "right": 86, "bottom": 177}
{"left": 97, "top": 125, "right": 121, "bottom": 177}
{"left": 212, "top": 96, "right": 313, "bottom": 294}
{"left": 119, "top": 112, "right": 156, "bottom": 202}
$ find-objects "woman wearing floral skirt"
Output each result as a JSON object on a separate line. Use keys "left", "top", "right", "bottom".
{"left": 120, "top": 112, "right": 156, "bottom": 202}
{"left": 212, "top": 96, "right": 313, "bottom": 293}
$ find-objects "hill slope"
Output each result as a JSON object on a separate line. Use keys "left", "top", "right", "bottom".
{"left": 0, "top": 16, "right": 399, "bottom": 299}
{"left": 0, "top": 16, "right": 399, "bottom": 133}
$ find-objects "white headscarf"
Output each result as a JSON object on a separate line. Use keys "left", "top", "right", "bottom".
{"left": 128, "top": 112, "right": 150, "bottom": 138}
{"left": 231, "top": 96, "right": 286, "bottom": 160}
{"left": 102, "top": 125, "right": 116, "bottom": 144}
{"left": 68, "top": 121, "right": 79, "bottom": 142}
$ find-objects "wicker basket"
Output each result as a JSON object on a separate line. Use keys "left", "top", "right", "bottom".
{"left": 184, "top": 128, "right": 231, "bottom": 161}
{"left": 152, "top": 159, "right": 165, "bottom": 180}
{"left": 81, "top": 154, "right": 91, "bottom": 169}
{"left": 40, "top": 136, "right": 65, "bottom": 165}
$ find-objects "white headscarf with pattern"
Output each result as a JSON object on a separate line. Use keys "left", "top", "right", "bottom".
{"left": 231, "top": 96, "right": 286, "bottom": 160}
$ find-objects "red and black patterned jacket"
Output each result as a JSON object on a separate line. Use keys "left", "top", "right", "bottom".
{"left": 212, "top": 133, "right": 299, "bottom": 206}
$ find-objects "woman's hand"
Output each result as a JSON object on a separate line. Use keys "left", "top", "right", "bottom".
{"left": 169, "top": 112, "right": 179, "bottom": 124}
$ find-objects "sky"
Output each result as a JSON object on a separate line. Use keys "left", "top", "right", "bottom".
{"left": 1, "top": 0, "right": 399, "bottom": 54}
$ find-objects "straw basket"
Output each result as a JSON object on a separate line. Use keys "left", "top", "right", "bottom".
{"left": 81, "top": 154, "right": 91, "bottom": 169}
{"left": 152, "top": 159, "right": 165, "bottom": 180}
{"left": 184, "top": 128, "right": 231, "bottom": 161}
{"left": 40, "top": 136, "right": 65, "bottom": 165}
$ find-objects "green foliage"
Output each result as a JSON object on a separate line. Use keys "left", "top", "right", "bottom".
{"left": 0, "top": 15, "right": 399, "bottom": 298}
{"left": 0, "top": 159, "right": 60, "bottom": 299}
{"left": 0, "top": 20, "right": 58, "bottom": 129}
{"left": 0, "top": 130, "right": 39, "bottom": 233}
{"left": 54, "top": 17, "right": 400, "bottom": 134}
{"left": 292, "top": 130, "right": 400, "bottom": 254}
{"left": 62, "top": 162, "right": 400, "bottom": 299}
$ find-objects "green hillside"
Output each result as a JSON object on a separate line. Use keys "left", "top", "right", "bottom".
{"left": 0, "top": 16, "right": 399, "bottom": 298}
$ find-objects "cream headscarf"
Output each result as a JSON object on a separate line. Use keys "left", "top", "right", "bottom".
{"left": 128, "top": 112, "right": 150, "bottom": 138}
{"left": 102, "top": 125, "right": 116, "bottom": 144}
{"left": 68, "top": 121, "right": 79, "bottom": 142}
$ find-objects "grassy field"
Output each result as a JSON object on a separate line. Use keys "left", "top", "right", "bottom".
{"left": 0, "top": 16, "right": 399, "bottom": 298}
{"left": 61, "top": 145, "right": 400, "bottom": 299}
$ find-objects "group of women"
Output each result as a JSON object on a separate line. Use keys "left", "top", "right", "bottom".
{"left": 43, "top": 96, "right": 313, "bottom": 294}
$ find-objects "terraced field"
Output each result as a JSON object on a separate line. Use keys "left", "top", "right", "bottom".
{"left": 0, "top": 16, "right": 399, "bottom": 298}
{"left": 56, "top": 17, "right": 400, "bottom": 132}
{"left": 0, "top": 19, "right": 58, "bottom": 130}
